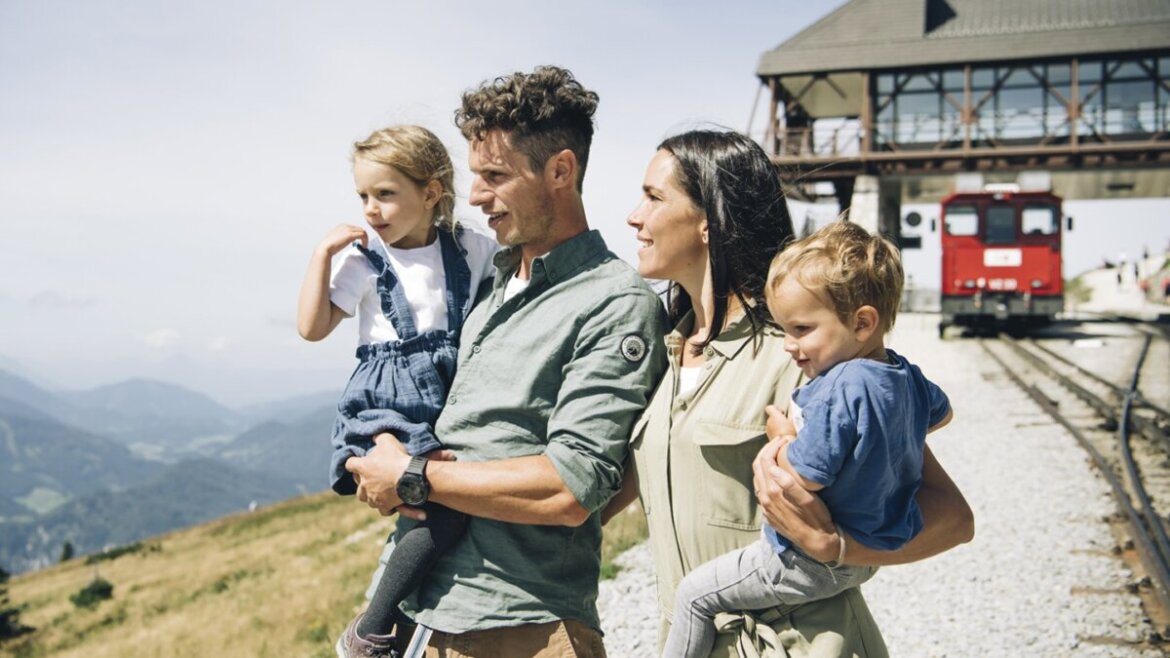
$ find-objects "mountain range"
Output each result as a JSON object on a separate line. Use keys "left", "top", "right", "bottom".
{"left": 0, "top": 369, "right": 339, "bottom": 573}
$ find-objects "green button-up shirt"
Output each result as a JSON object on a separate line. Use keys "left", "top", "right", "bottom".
{"left": 397, "top": 229, "right": 668, "bottom": 634}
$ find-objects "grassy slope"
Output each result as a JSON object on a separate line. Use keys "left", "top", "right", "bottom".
{"left": 3, "top": 491, "right": 647, "bottom": 658}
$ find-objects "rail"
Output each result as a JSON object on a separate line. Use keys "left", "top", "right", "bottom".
{"left": 980, "top": 331, "right": 1170, "bottom": 625}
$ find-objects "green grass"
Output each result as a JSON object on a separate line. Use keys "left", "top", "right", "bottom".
{"left": 600, "top": 502, "right": 648, "bottom": 580}
{"left": 4, "top": 491, "right": 650, "bottom": 657}
{"left": 1065, "top": 276, "right": 1092, "bottom": 305}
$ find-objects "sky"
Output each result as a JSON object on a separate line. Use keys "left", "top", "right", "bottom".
{"left": 1, "top": 1, "right": 1166, "bottom": 407}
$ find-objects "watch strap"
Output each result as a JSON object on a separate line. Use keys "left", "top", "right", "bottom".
{"left": 406, "top": 455, "right": 428, "bottom": 478}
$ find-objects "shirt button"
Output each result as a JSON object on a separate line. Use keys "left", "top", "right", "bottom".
{"left": 704, "top": 347, "right": 715, "bottom": 357}
{"left": 448, "top": 395, "right": 457, "bottom": 404}
{"left": 471, "top": 345, "right": 481, "bottom": 354}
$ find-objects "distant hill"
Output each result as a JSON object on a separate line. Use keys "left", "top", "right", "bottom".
{"left": 0, "top": 370, "right": 246, "bottom": 456}
{"left": 0, "top": 395, "right": 159, "bottom": 516}
{"left": 60, "top": 378, "right": 244, "bottom": 449}
{"left": 0, "top": 457, "right": 305, "bottom": 573}
{"left": 0, "top": 372, "right": 340, "bottom": 575}
{"left": 236, "top": 389, "right": 340, "bottom": 425}
{"left": 215, "top": 404, "right": 336, "bottom": 492}
{"left": 0, "top": 370, "right": 69, "bottom": 416}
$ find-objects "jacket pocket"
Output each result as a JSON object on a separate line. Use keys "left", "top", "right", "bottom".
{"left": 692, "top": 420, "right": 767, "bottom": 530}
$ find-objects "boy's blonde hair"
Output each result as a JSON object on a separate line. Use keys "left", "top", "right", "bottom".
{"left": 766, "top": 220, "right": 904, "bottom": 334}
{"left": 352, "top": 125, "right": 456, "bottom": 231}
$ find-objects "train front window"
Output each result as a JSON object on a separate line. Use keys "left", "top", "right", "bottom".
{"left": 985, "top": 206, "right": 1016, "bottom": 244}
{"left": 945, "top": 204, "right": 978, "bottom": 236}
{"left": 1021, "top": 205, "right": 1058, "bottom": 235}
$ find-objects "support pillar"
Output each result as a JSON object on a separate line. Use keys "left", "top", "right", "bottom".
{"left": 844, "top": 175, "right": 901, "bottom": 239}
{"left": 878, "top": 177, "right": 902, "bottom": 240}
{"left": 847, "top": 175, "right": 880, "bottom": 233}
{"left": 833, "top": 178, "right": 855, "bottom": 220}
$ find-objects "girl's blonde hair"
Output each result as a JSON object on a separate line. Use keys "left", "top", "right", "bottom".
{"left": 352, "top": 125, "right": 456, "bottom": 231}
{"left": 766, "top": 220, "right": 904, "bottom": 334}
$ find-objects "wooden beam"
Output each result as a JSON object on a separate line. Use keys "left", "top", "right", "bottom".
{"left": 1070, "top": 59, "right": 1079, "bottom": 148}
{"left": 861, "top": 71, "right": 872, "bottom": 154}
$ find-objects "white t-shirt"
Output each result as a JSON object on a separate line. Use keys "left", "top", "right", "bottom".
{"left": 678, "top": 366, "right": 702, "bottom": 394}
{"left": 502, "top": 273, "right": 529, "bottom": 301}
{"left": 329, "top": 226, "right": 499, "bottom": 345}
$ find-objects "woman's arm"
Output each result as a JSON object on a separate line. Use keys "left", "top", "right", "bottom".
{"left": 297, "top": 224, "right": 365, "bottom": 341}
{"left": 842, "top": 445, "right": 974, "bottom": 566}
{"left": 601, "top": 464, "right": 638, "bottom": 525}
{"left": 753, "top": 442, "right": 974, "bottom": 566}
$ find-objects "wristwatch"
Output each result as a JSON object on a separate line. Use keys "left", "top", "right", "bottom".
{"left": 396, "top": 455, "right": 430, "bottom": 507}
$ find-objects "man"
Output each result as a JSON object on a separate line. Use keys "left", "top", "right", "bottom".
{"left": 345, "top": 65, "right": 668, "bottom": 657}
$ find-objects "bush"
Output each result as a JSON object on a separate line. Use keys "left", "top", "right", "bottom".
{"left": 84, "top": 542, "right": 160, "bottom": 565}
{"left": 70, "top": 577, "right": 114, "bottom": 609}
{"left": 0, "top": 566, "right": 34, "bottom": 641}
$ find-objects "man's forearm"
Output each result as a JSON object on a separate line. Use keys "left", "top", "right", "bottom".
{"left": 427, "top": 455, "right": 590, "bottom": 526}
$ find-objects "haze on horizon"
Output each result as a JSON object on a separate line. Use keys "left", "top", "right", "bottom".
{"left": 1, "top": 0, "right": 1166, "bottom": 407}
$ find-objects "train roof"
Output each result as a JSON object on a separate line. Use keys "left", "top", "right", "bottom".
{"left": 940, "top": 189, "right": 1063, "bottom": 204}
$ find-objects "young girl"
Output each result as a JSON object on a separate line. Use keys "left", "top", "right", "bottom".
{"left": 297, "top": 125, "right": 497, "bottom": 658}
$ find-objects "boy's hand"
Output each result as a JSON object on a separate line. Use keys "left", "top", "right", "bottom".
{"left": 317, "top": 224, "right": 368, "bottom": 258}
{"left": 765, "top": 404, "right": 796, "bottom": 441}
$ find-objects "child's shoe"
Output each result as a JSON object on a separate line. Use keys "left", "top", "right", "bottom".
{"left": 335, "top": 614, "right": 400, "bottom": 658}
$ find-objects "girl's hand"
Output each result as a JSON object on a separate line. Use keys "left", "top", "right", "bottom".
{"left": 317, "top": 224, "right": 368, "bottom": 258}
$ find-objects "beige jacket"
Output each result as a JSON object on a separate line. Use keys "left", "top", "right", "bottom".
{"left": 630, "top": 312, "right": 888, "bottom": 658}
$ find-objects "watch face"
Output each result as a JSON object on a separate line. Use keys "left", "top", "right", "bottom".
{"left": 397, "top": 477, "right": 427, "bottom": 506}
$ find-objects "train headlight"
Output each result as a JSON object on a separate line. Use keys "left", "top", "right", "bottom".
{"left": 1031, "top": 279, "right": 1044, "bottom": 289}
{"left": 963, "top": 280, "right": 976, "bottom": 289}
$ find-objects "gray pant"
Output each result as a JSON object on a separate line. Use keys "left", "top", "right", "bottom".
{"left": 664, "top": 538, "right": 876, "bottom": 658}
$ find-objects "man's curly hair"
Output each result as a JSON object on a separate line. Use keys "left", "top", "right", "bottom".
{"left": 455, "top": 65, "right": 599, "bottom": 191}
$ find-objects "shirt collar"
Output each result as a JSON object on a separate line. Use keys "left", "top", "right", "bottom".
{"left": 664, "top": 309, "right": 770, "bottom": 361}
{"left": 490, "top": 229, "right": 609, "bottom": 288}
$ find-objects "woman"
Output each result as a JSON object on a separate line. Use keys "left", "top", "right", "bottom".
{"left": 603, "top": 129, "right": 974, "bottom": 658}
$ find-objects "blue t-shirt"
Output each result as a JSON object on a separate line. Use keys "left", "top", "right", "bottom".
{"left": 765, "top": 349, "right": 950, "bottom": 553}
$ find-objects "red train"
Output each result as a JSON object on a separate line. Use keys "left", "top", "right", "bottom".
{"left": 938, "top": 186, "right": 1069, "bottom": 336}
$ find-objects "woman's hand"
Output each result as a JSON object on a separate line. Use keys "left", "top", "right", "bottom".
{"left": 752, "top": 439, "right": 841, "bottom": 563}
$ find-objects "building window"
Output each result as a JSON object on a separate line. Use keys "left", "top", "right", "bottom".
{"left": 872, "top": 55, "right": 1168, "bottom": 149}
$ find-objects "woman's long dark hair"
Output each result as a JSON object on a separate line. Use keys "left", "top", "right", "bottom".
{"left": 658, "top": 129, "right": 795, "bottom": 349}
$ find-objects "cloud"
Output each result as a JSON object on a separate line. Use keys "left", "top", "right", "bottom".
{"left": 27, "top": 291, "right": 95, "bottom": 309}
{"left": 208, "top": 335, "right": 230, "bottom": 351}
{"left": 141, "top": 328, "right": 181, "bottom": 349}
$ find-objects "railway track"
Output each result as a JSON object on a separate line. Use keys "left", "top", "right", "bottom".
{"left": 979, "top": 323, "right": 1170, "bottom": 640}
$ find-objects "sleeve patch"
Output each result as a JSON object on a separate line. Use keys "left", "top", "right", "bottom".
{"left": 619, "top": 334, "right": 647, "bottom": 363}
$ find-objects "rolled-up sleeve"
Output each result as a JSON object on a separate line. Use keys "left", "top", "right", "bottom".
{"left": 544, "top": 290, "right": 667, "bottom": 512}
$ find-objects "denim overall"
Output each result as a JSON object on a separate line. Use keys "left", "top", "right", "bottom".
{"left": 329, "top": 227, "right": 472, "bottom": 495}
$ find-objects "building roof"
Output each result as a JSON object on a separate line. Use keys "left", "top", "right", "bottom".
{"left": 757, "top": 0, "right": 1170, "bottom": 77}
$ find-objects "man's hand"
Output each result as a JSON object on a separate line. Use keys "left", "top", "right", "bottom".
{"left": 345, "top": 436, "right": 459, "bottom": 521}
{"left": 345, "top": 433, "right": 410, "bottom": 517}
{"left": 752, "top": 439, "right": 840, "bottom": 563}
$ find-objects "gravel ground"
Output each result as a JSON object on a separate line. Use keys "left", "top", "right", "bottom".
{"left": 598, "top": 313, "right": 1163, "bottom": 657}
